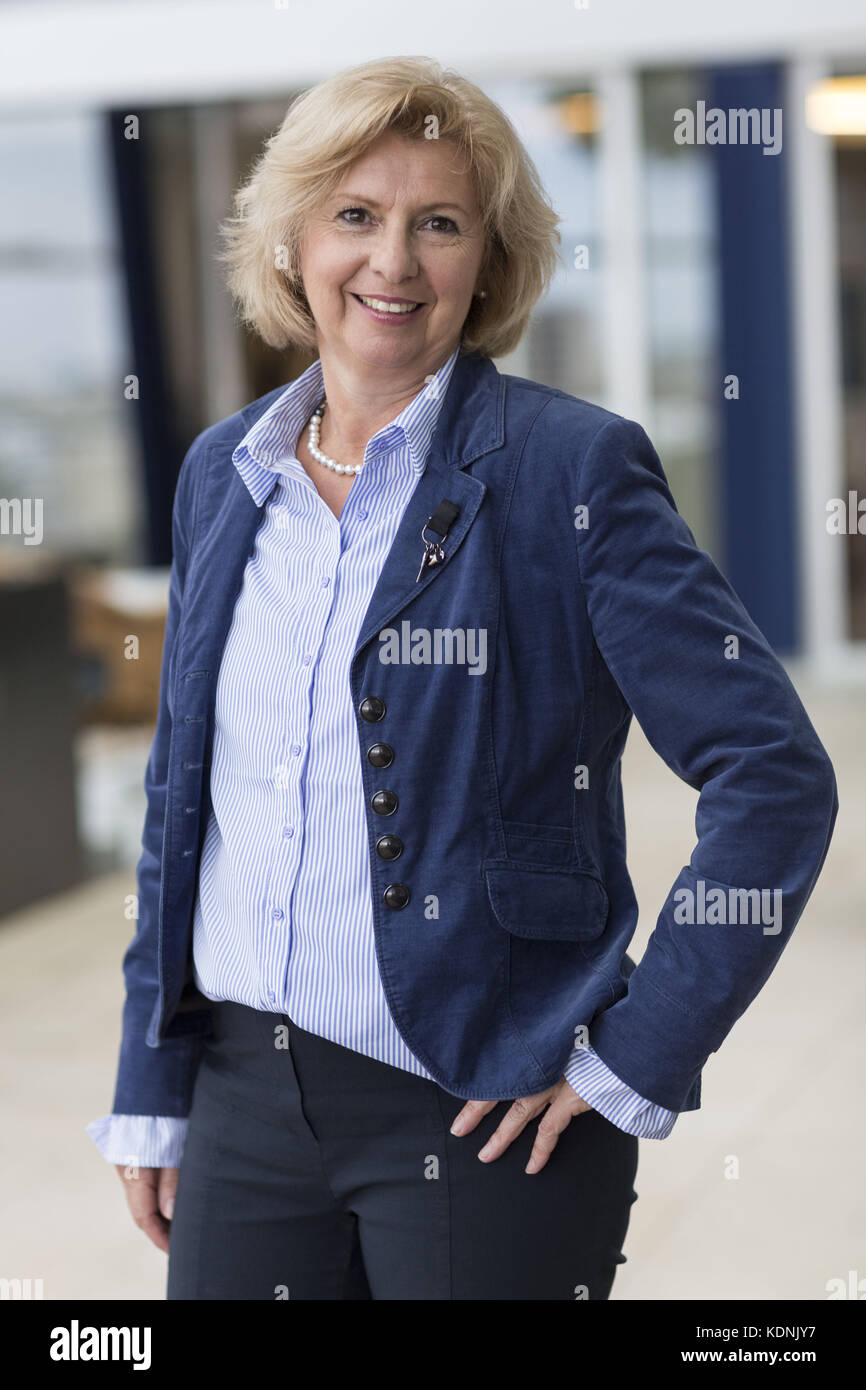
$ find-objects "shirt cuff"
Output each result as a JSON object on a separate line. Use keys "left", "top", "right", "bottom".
{"left": 563, "top": 1043, "right": 678, "bottom": 1139}
{"left": 85, "top": 1114, "right": 189, "bottom": 1167}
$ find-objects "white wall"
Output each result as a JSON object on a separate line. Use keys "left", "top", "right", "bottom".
{"left": 1, "top": 0, "right": 865, "bottom": 111}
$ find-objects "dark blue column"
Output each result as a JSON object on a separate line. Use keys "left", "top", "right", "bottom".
{"left": 707, "top": 62, "right": 798, "bottom": 653}
{"left": 104, "top": 110, "right": 182, "bottom": 566}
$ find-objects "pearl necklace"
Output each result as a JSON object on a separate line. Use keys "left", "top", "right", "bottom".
{"left": 307, "top": 399, "right": 363, "bottom": 475}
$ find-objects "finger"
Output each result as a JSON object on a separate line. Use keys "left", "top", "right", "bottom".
{"left": 158, "top": 1166, "right": 180, "bottom": 1222}
{"left": 561, "top": 1079, "right": 593, "bottom": 1114}
{"left": 450, "top": 1100, "right": 497, "bottom": 1137}
{"left": 477, "top": 1092, "right": 552, "bottom": 1163}
{"left": 525, "top": 1095, "right": 576, "bottom": 1175}
{"left": 117, "top": 1165, "right": 171, "bottom": 1254}
{"left": 135, "top": 1210, "right": 171, "bottom": 1255}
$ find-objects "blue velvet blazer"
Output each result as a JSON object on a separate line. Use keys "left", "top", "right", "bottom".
{"left": 111, "top": 348, "right": 837, "bottom": 1119}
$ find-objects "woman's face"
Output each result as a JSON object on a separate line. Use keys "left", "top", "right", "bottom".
{"left": 298, "top": 129, "right": 487, "bottom": 379}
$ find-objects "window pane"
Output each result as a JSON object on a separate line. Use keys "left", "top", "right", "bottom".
{"left": 0, "top": 112, "right": 137, "bottom": 560}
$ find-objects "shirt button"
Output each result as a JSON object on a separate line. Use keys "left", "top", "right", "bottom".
{"left": 272, "top": 907, "right": 284, "bottom": 920}
{"left": 291, "top": 744, "right": 301, "bottom": 756}
{"left": 358, "top": 509, "right": 368, "bottom": 520}
{"left": 321, "top": 576, "right": 331, "bottom": 586}
{"left": 268, "top": 990, "right": 277, "bottom": 1002}
{"left": 302, "top": 654, "right": 312, "bottom": 665}
{"left": 283, "top": 825, "right": 294, "bottom": 838}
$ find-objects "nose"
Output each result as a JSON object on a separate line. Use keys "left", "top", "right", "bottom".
{"left": 366, "top": 218, "right": 419, "bottom": 287}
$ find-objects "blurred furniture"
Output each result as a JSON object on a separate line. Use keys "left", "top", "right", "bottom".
{"left": 67, "top": 566, "right": 169, "bottom": 725}
{"left": 0, "top": 569, "right": 83, "bottom": 916}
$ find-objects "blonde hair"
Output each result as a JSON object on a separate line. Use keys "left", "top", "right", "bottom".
{"left": 219, "top": 55, "right": 561, "bottom": 359}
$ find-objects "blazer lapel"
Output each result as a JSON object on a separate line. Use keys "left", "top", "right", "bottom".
{"left": 173, "top": 439, "right": 269, "bottom": 682}
{"left": 174, "top": 348, "right": 504, "bottom": 681}
{"left": 353, "top": 350, "right": 504, "bottom": 654}
{"left": 352, "top": 460, "right": 486, "bottom": 654}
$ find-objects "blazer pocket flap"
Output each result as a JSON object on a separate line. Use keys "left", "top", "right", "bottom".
{"left": 483, "top": 861, "right": 609, "bottom": 941}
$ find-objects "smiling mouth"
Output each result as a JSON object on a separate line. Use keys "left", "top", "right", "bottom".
{"left": 351, "top": 293, "right": 424, "bottom": 315}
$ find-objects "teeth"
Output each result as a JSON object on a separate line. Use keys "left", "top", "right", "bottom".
{"left": 357, "top": 295, "right": 419, "bottom": 314}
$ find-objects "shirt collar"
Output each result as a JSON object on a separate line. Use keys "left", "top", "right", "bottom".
{"left": 233, "top": 346, "right": 461, "bottom": 505}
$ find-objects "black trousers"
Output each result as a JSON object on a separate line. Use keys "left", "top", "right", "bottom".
{"left": 167, "top": 1000, "right": 639, "bottom": 1300}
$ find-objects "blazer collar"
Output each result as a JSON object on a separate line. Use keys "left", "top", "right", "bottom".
{"left": 177, "top": 349, "right": 503, "bottom": 682}
{"left": 236, "top": 346, "right": 504, "bottom": 474}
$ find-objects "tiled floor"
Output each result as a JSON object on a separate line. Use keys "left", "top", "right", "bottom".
{"left": 1, "top": 679, "right": 862, "bottom": 1300}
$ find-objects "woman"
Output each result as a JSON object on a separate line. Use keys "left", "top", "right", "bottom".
{"left": 87, "top": 56, "right": 837, "bottom": 1301}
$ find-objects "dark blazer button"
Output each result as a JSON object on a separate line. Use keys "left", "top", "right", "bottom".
{"left": 371, "top": 789, "right": 398, "bottom": 816}
{"left": 376, "top": 834, "right": 403, "bottom": 861}
{"left": 359, "top": 696, "right": 386, "bottom": 722}
{"left": 383, "top": 883, "right": 410, "bottom": 909}
{"left": 367, "top": 742, "right": 394, "bottom": 768}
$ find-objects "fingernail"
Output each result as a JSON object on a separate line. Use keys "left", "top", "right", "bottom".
{"left": 163, "top": 1198, "right": 174, "bottom": 1220}
{"left": 450, "top": 1117, "right": 466, "bottom": 1136}
{"left": 478, "top": 1141, "right": 493, "bottom": 1160}
{"left": 525, "top": 1158, "right": 539, "bottom": 1175}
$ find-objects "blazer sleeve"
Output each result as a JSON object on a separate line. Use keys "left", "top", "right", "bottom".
{"left": 573, "top": 416, "right": 838, "bottom": 1112}
{"left": 110, "top": 435, "right": 207, "bottom": 1117}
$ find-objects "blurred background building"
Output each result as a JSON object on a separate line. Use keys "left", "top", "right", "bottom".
{"left": 0, "top": 0, "right": 863, "bottom": 1301}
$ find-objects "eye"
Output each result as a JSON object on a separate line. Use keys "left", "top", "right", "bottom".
{"left": 337, "top": 206, "right": 371, "bottom": 225}
{"left": 334, "top": 207, "right": 460, "bottom": 234}
{"left": 424, "top": 215, "right": 460, "bottom": 234}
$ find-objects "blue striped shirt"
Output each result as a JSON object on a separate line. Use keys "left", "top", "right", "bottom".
{"left": 87, "top": 347, "right": 676, "bottom": 1167}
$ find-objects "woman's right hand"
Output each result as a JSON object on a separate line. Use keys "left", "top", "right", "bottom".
{"left": 115, "top": 1164, "right": 179, "bottom": 1254}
